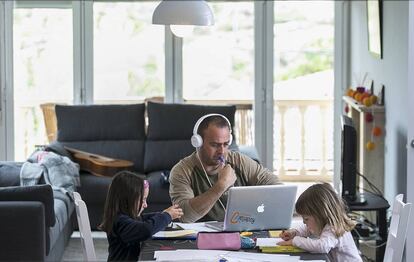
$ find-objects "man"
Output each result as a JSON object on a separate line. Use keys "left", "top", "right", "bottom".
{"left": 169, "top": 114, "right": 280, "bottom": 223}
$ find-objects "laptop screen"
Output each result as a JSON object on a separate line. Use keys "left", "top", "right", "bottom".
{"left": 222, "top": 185, "right": 297, "bottom": 231}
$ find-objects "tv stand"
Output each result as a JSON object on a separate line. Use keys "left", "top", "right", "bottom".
{"left": 348, "top": 192, "right": 389, "bottom": 261}
{"left": 344, "top": 193, "right": 367, "bottom": 205}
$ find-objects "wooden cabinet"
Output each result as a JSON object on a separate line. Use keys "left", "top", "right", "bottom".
{"left": 343, "top": 96, "right": 385, "bottom": 192}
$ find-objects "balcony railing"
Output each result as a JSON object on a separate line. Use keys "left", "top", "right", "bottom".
{"left": 17, "top": 98, "right": 333, "bottom": 182}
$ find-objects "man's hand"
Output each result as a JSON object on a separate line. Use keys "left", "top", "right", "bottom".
{"left": 217, "top": 164, "right": 236, "bottom": 190}
{"left": 163, "top": 204, "right": 183, "bottom": 220}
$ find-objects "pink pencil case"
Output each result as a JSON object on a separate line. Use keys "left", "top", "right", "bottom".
{"left": 196, "top": 232, "right": 241, "bottom": 250}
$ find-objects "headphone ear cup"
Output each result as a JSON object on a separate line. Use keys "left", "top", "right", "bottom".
{"left": 191, "top": 134, "right": 203, "bottom": 148}
{"left": 229, "top": 134, "right": 233, "bottom": 146}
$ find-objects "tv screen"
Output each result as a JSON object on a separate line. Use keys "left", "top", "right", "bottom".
{"left": 341, "top": 115, "right": 366, "bottom": 205}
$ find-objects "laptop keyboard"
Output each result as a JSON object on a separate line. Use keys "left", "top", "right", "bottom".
{"left": 204, "top": 221, "right": 224, "bottom": 231}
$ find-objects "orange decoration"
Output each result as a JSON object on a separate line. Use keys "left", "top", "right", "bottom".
{"left": 363, "top": 97, "right": 373, "bottom": 107}
{"left": 369, "top": 95, "right": 378, "bottom": 105}
{"left": 354, "top": 93, "right": 363, "bottom": 102}
{"left": 361, "top": 92, "right": 370, "bottom": 101}
{"left": 372, "top": 127, "right": 382, "bottom": 136}
{"left": 366, "top": 141, "right": 376, "bottom": 151}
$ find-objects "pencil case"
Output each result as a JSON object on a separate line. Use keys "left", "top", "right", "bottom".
{"left": 196, "top": 232, "right": 241, "bottom": 250}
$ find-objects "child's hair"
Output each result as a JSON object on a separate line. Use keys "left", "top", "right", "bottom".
{"left": 99, "top": 171, "right": 146, "bottom": 234}
{"left": 295, "top": 182, "right": 356, "bottom": 237}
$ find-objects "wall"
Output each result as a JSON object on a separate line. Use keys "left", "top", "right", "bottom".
{"left": 348, "top": 1, "right": 408, "bottom": 204}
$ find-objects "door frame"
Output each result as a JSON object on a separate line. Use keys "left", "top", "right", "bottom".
{"left": 406, "top": 2, "right": 414, "bottom": 261}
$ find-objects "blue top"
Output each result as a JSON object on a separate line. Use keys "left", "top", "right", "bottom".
{"left": 107, "top": 212, "right": 172, "bottom": 261}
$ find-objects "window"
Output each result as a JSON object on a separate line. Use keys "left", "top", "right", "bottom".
{"left": 93, "top": 2, "right": 164, "bottom": 103}
{"left": 13, "top": 7, "right": 73, "bottom": 160}
{"left": 273, "top": 1, "right": 334, "bottom": 180}
{"left": 182, "top": 1, "right": 254, "bottom": 145}
{"left": 3, "top": 1, "right": 338, "bottom": 184}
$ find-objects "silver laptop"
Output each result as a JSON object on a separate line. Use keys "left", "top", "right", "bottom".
{"left": 205, "top": 185, "right": 297, "bottom": 231}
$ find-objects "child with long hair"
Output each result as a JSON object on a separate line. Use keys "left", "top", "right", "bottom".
{"left": 278, "top": 183, "right": 362, "bottom": 262}
{"left": 100, "top": 171, "right": 183, "bottom": 261}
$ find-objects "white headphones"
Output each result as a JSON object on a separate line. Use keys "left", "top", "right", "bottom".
{"left": 191, "top": 113, "right": 233, "bottom": 148}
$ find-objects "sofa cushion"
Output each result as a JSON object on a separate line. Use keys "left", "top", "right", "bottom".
{"left": 0, "top": 184, "right": 55, "bottom": 227}
{"left": 77, "top": 172, "right": 112, "bottom": 205}
{"left": 144, "top": 140, "right": 194, "bottom": 172}
{"left": 146, "top": 171, "right": 171, "bottom": 205}
{"left": 45, "top": 141, "right": 73, "bottom": 160}
{"left": 59, "top": 140, "right": 145, "bottom": 172}
{"left": 56, "top": 104, "right": 146, "bottom": 141}
{"left": 0, "top": 162, "right": 22, "bottom": 186}
{"left": 47, "top": 197, "right": 70, "bottom": 255}
{"left": 147, "top": 102, "right": 236, "bottom": 140}
{"left": 145, "top": 102, "right": 237, "bottom": 172}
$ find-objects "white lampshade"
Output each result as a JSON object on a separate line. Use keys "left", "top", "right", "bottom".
{"left": 152, "top": 0, "right": 214, "bottom": 26}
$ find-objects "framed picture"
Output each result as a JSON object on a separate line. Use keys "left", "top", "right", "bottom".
{"left": 367, "top": 0, "right": 382, "bottom": 59}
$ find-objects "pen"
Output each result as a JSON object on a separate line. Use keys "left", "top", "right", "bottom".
{"left": 218, "top": 255, "right": 227, "bottom": 262}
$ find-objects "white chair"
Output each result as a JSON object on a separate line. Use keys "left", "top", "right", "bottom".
{"left": 74, "top": 192, "right": 97, "bottom": 261}
{"left": 384, "top": 194, "right": 412, "bottom": 262}
{"left": 73, "top": 191, "right": 82, "bottom": 202}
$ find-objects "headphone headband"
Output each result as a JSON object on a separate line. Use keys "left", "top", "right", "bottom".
{"left": 191, "top": 113, "right": 233, "bottom": 148}
{"left": 192, "top": 113, "right": 232, "bottom": 136}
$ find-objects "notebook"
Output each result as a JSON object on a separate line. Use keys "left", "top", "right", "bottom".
{"left": 205, "top": 185, "right": 297, "bottom": 231}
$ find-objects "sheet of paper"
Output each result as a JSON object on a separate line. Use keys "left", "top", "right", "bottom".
{"left": 152, "top": 229, "right": 196, "bottom": 238}
{"left": 154, "top": 250, "right": 228, "bottom": 261}
{"left": 154, "top": 250, "right": 300, "bottom": 262}
{"left": 224, "top": 251, "right": 296, "bottom": 262}
{"left": 174, "top": 222, "right": 217, "bottom": 232}
{"left": 256, "top": 238, "right": 284, "bottom": 247}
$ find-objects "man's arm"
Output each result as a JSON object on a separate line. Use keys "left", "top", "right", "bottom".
{"left": 169, "top": 162, "right": 235, "bottom": 222}
{"left": 187, "top": 181, "right": 226, "bottom": 221}
{"left": 237, "top": 153, "right": 280, "bottom": 185}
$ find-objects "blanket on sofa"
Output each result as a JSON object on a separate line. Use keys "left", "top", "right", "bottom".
{"left": 20, "top": 151, "right": 80, "bottom": 195}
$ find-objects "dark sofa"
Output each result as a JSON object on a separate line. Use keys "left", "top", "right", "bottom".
{"left": 0, "top": 162, "right": 74, "bottom": 261}
{"left": 55, "top": 102, "right": 250, "bottom": 230}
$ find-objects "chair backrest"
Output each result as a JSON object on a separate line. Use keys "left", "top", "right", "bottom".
{"left": 74, "top": 193, "right": 97, "bottom": 261}
{"left": 40, "top": 103, "right": 58, "bottom": 143}
{"left": 73, "top": 191, "right": 82, "bottom": 202}
{"left": 384, "top": 194, "right": 412, "bottom": 262}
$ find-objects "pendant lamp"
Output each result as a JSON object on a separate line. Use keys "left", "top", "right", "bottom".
{"left": 152, "top": 0, "right": 214, "bottom": 37}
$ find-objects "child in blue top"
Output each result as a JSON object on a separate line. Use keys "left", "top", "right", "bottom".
{"left": 100, "top": 171, "right": 183, "bottom": 261}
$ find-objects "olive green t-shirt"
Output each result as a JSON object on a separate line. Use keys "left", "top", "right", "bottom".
{"left": 169, "top": 151, "right": 280, "bottom": 223}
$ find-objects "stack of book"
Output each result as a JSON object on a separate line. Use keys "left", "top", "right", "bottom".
{"left": 256, "top": 237, "right": 304, "bottom": 253}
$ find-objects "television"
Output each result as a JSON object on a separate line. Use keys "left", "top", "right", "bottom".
{"left": 341, "top": 115, "right": 366, "bottom": 205}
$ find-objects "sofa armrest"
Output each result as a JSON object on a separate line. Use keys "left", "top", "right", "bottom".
{"left": 0, "top": 161, "right": 22, "bottom": 186}
{"left": 239, "top": 145, "right": 261, "bottom": 164}
{"left": 0, "top": 185, "right": 55, "bottom": 227}
{"left": 0, "top": 201, "right": 46, "bottom": 261}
